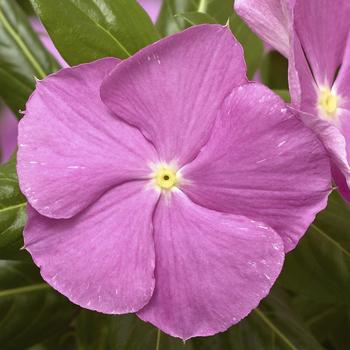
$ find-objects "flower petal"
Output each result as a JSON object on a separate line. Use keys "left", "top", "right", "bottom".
{"left": 293, "top": 0, "right": 350, "bottom": 85}
{"left": 24, "top": 181, "right": 158, "bottom": 314}
{"left": 101, "top": 24, "right": 247, "bottom": 166}
{"left": 332, "top": 164, "right": 350, "bottom": 203}
{"left": 0, "top": 107, "right": 18, "bottom": 164}
{"left": 18, "top": 58, "right": 157, "bottom": 219}
{"left": 181, "top": 83, "right": 331, "bottom": 252}
{"left": 138, "top": 0, "right": 161, "bottom": 23}
{"left": 137, "top": 191, "right": 284, "bottom": 340}
{"left": 288, "top": 28, "right": 350, "bottom": 186}
{"left": 234, "top": 0, "right": 291, "bottom": 57}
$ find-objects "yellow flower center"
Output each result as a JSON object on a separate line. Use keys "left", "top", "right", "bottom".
{"left": 154, "top": 165, "right": 178, "bottom": 190}
{"left": 318, "top": 87, "right": 339, "bottom": 118}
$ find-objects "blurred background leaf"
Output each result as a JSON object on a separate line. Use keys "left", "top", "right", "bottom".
{"left": 156, "top": 0, "right": 233, "bottom": 36}
{"left": 0, "top": 260, "right": 78, "bottom": 350}
{"left": 260, "top": 50, "right": 289, "bottom": 90}
{"left": 31, "top": 0, "right": 160, "bottom": 66}
{"left": 280, "top": 191, "right": 350, "bottom": 306}
{"left": 229, "top": 12, "right": 263, "bottom": 79}
{"left": 0, "top": 0, "right": 59, "bottom": 118}
{"left": 0, "top": 155, "right": 27, "bottom": 260}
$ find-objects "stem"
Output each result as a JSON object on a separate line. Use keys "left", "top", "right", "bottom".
{"left": 198, "top": 0, "right": 208, "bottom": 13}
{"left": 254, "top": 309, "right": 298, "bottom": 350}
{"left": 155, "top": 328, "right": 161, "bottom": 350}
{"left": 0, "top": 8, "right": 46, "bottom": 79}
{"left": 0, "top": 283, "right": 50, "bottom": 299}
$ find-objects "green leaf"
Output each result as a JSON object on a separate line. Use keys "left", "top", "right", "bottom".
{"left": 280, "top": 191, "right": 350, "bottom": 305}
{"left": 192, "top": 287, "right": 324, "bottom": 350}
{"left": 0, "top": 155, "right": 27, "bottom": 260}
{"left": 274, "top": 89, "right": 291, "bottom": 102}
{"left": 156, "top": 0, "right": 233, "bottom": 36}
{"left": 260, "top": 50, "right": 289, "bottom": 90}
{"left": 73, "top": 312, "right": 190, "bottom": 350}
{"left": 0, "top": 260, "right": 78, "bottom": 350}
{"left": 176, "top": 12, "right": 217, "bottom": 26}
{"left": 229, "top": 13, "right": 264, "bottom": 79}
{"left": 31, "top": 0, "right": 160, "bottom": 66}
{"left": 0, "top": 0, "right": 59, "bottom": 117}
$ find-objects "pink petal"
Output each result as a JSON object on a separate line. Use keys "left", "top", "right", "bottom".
{"left": 234, "top": 0, "right": 291, "bottom": 57}
{"left": 137, "top": 191, "right": 285, "bottom": 340}
{"left": 289, "top": 34, "right": 350, "bottom": 194}
{"left": 30, "top": 18, "right": 68, "bottom": 68}
{"left": 138, "top": 0, "right": 162, "bottom": 23}
{"left": 293, "top": 0, "right": 350, "bottom": 85}
{"left": 0, "top": 107, "right": 18, "bottom": 164}
{"left": 101, "top": 24, "right": 247, "bottom": 167}
{"left": 181, "top": 83, "right": 331, "bottom": 252}
{"left": 332, "top": 164, "right": 350, "bottom": 203}
{"left": 17, "top": 58, "right": 157, "bottom": 219}
{"left": 25, "top": 181, "right": 158, "bottom": 314}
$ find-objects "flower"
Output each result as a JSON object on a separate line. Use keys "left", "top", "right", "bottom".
{"left": 17, "top": 24, "right": 331, "bottom": 339}
{"left": 235, "top": 0, "right": 350, "bottom": 202}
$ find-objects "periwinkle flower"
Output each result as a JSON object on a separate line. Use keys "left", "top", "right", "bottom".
{"left": 235, "top": 0, "right": 350, "bottom": 202}
{"left": 17, "top": 25, "right": 330, "bottom": 339}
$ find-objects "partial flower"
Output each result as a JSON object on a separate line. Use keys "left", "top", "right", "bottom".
{"left": 288, "top": 0, "right": 350, "bottom": 201}
{"left": 234, "top": 0, "right": 292, "bottom": 57}
{"left": 18, "top": 25, "right": 331, "bottom": 339}
{"left": 138, "top": 0, "right": 162, "bottom": 23}
{"left": 235, "top": 0, "right": 350, "bottom": 202}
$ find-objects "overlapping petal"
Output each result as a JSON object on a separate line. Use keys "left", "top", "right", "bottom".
{"left": 25, "top": 181, "right": 159, "bottom": 314}
{"left": 101, "top": 25, "right": 247, "bottom": 167}
{"left": 17, "top": 58, "right": 158, "bottom": 219}
{"left": 0, "top": 106, "right": 18, "bottom": 163}
{"left": 181, "top": 83, "right": 331, "bottom": 252}
{"left": 234, "top": 0, "right": 291, "bottom": 57}
{"left": 292, "top": 0, "right": 350, "bottom": 85}
{"left": 138, "top": 0, "right": 161, "bottom": 23}
{"left": 138, "top": 191, "right": 284, "bottom": 339}
{"left": 288, "top": 3, "right": 350, "bottom": 195}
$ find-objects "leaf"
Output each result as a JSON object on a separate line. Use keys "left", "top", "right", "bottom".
{"left": 229, "top": 12, "right": 263, "bottom": 79}
{"left": 192, "top": 287, "right": 325, "bottom": 350}
{"left": 0, "top": 0, "right": 59, "bottom": 118}
{"left": 0, "top": 155, "right": 27, "bottom": 260}
{"left": 280, "top": 191, "right": 350, "bottom": 305}
{"left": 156, "top": 0, "right": 233, "bottom": 36}
{"left": 176, "top": 12, "right": 217, "bottom": 26}
{"left": 260, "top": 50, "right": 289, "bottom": 90}
{"left": 0, "top": 260, "right": 78, "bottom": 350}
{"left": 31, "top": 0, "right": 160, "bottom": 66}
{"left": 73, "top": 312, "right": 191, "bottom": 350}
{"left": 274, "top": 89, "right": 291, "bottom": 102}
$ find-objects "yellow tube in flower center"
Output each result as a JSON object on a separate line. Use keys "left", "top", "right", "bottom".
{"left": 154, "top": 165, "right": 178, "bottom": 190}
{"left": 318, "top": 87, "right": 338, "bottom": 118}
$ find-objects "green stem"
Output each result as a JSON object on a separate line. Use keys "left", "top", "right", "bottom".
{"left": 0, "top": 8, "right": 46, "bottom": 79}
{"left": 311, "top": 224, "right": 350, "bottom": 258}
{"left": 155, "top": 328, "right": 161, "bottom": 350}
{"left": 0, "top": 202, "right": 26, "bottom": 214}
{"left": 198, "top": 0, "right": 208, "bottom": 13}
{"left": 0, "top": 283, "right": 50, "bottom": 299}
{"left": 254, "top": 309, "right": 299, "bottom": 350}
